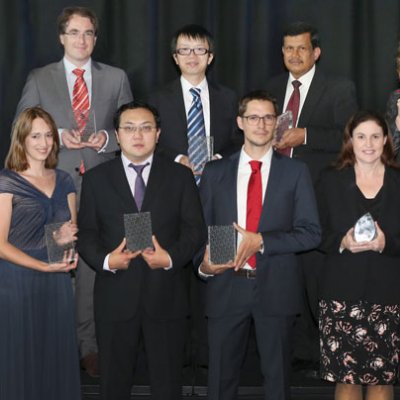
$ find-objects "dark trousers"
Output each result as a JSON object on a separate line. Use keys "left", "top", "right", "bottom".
{"left": 207, "top": 278, "right": 295, "bottom": 400}
{"left": 96, "top": 312, "right": 186, "bottom": 400}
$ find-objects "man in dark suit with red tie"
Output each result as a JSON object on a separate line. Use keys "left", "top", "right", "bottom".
{"left": 77, "top": 101, "right": 206, "bottom": 400}
{"left": 197, "top": 91, "right": 321, "bottom": 400}
{"left": 266, "top": 22, "right": 358, "bottom": 371}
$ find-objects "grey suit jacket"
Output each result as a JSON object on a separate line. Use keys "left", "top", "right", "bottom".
{"left": 15, "top": 59, "right": 133, "bottom": 198}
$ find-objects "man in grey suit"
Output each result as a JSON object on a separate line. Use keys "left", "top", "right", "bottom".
{"left": 15, "top": 6, "right": 133, "bottom": 377}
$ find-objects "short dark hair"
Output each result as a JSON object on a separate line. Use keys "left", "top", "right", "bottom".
{"left": 171, "top": 24, "right": 214, "bottom": 55}
{"left": 6, "top": 107, "right": 60, "bottom": 171}
{"left": 336, "top": 110, "right": 397, "bottom": 169}
{"left": 113, "top": 101, "right": 161, "bottom": 130}
{"left": 283, "top": 22, "right": 320, "bottom": 49}
{"left": 57, "top": 7, "right": 99, "bottom": 35}
{"left": 238, "top": 90, "right": 278, "bottom": 117}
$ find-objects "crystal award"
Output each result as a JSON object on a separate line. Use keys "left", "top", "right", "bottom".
{"left": 208, "top": 225, "right": 236, "bottom": 265}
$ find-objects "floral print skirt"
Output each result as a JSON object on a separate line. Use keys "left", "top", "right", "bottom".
{"left": 319, "top": 299, "right": 400, "bottom": 385}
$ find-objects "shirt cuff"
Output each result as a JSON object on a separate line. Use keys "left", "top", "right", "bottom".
{"left": 198, "top": 264, "right": 214, "bottom": 278}
{"left": 97, "top": 130, "right": 109, "bottom": 153}
{"left": 103, "top": 253, "right": 117, "bottom": 273}
{"left": 303, "top": 127, "right": 307, "bottom": 145}
{"left": 163, "top": 254, "right": 173, "bottom": 270}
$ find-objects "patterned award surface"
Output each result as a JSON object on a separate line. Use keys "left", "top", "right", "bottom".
{"left": 124, "top": 212, "right": 153, "bottom": 251}
{"left": 45, "top": 221, "right": 76, "bottom": 264}
{"left": 353, "top": 212, "right": 377, "bottom": 242}
{"left": 208, "top": 225, "right": 236, "bottom": 265}
{"left": 275, "top": 110, "right": 293, "bottom": 143}
{"left": 189, "top": 136, "right": 214, "bottom": 175}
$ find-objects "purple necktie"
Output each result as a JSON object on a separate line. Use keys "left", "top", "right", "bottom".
{"left": 129, "top": 163, "right": 149, "bottom": 211}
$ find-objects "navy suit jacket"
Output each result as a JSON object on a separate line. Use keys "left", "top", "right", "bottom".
{"left": 77, "top": 154, "right": 207, "bottom": 322}
{"left": 266, "top": 68, "right": 358, "bottom": 183}
{"left": 148, "top": 78, "right": 241, "bottom": 159}
{"left": 199, "top": 151, "right": 321, "bottom": 317}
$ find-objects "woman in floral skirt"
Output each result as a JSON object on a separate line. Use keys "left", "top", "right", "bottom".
{"left": 317, "top": 110, "right": 400, "bottom": 400}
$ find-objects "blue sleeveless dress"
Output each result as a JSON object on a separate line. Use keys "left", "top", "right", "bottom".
{"left": 0, "top": 169, "right": 81, "bottom": 400}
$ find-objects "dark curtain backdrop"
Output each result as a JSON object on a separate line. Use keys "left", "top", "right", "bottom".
{"left": 1, "top": 0, "right": 400, "bottom": 163}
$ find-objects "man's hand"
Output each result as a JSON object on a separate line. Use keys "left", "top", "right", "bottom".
{"left": 179, "top": 155, "right": 191, "bottom": 168}
{"left": 273, "top": 127, "right": 305, "bottom": 149}
{"left": 199, "top": 246, "right": 235, "bottom": 275}
{"left": 142, "top": 235, "right": 171, "bottom": 269}
{"left": 61, "top": 129, "right": 85, "bottom": 149}
{"left": 233, "top": 223, "right": 263, "bottom": 270}
{"left": 108, "top": 238, "right": 141, "bottom": 270}
{"left": 85, "top": 131, "right": 107, "bottom": 151}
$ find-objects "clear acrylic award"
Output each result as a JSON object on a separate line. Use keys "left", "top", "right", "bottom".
{"left": 275, "top": 110, "right": 293, "bottom": 143}
{"left": 208, "top": 225, "right": 236, "bottom": 265}
{"left": 353, "top": 212, "right": 377, "bottom": 242}
{"left": 45, "top": 221, "right": 77, "bottom": 264}
{"left": 124, "top": 212, "right": 153, "bottom": 252}
{"left": 74, "top": 109, "right": 96, "bottom": 142}
{"left": 189, "top": 136, "right": 214, "bottom": 175}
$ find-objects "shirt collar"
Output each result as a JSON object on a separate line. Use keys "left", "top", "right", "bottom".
{"left": 121, "top": 152, "right": 154, "bottom": 169}
{"left": 289, "top": 64, "right": 316, "bottom": 87}
{"left": 180, "top": 76, "right": 208, "bottom": 94}
{"left": 239, "top": 146, "right": 273, "bottom": 169}
{"left": 63, "top": 57, "right": 92, "bottom": 75}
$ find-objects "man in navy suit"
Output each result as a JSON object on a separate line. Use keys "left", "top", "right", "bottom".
{"left": 198, "top": 91, "right": 321, "bottom": 400}
{"left": 266, "top": 22, "right": 358, "bottom": 370}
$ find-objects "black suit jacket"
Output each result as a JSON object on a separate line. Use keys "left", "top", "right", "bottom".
{"left": 148, "top": 78, "right": 241, "bottom": 159}
{"left": 198, "top": 151, "right": 321, "bottom": 317}
{"left": 77, "top": 154, "right": 207, "bottom": 322}
{"left": 266, "top": 69, "right": 358, "bottom": 183}
{"left": 316, "top": 166, "right": 400, "bottom": 304}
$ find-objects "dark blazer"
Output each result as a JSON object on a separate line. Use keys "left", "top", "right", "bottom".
{"left": 266, "top": 68, "right": 358, "bottom": 183}
{"left": 199, "top": 151, "right": 321, "bottom": 317}
{"left": 148, "top": 78, "right": 241, "bottom": 159}
{"left": 316, "top": 166, "right": 400, "bottom": 304}
{"left": 77, "top": 154, "right": 207, "bottom": 322}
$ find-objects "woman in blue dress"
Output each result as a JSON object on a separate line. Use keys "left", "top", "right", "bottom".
{"left": 0, "top": 107, "right": 81, "bottom": 399}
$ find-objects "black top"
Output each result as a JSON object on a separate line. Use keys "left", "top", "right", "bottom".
{"left": 316, "top": 166, "right": 400, "bottom": 305}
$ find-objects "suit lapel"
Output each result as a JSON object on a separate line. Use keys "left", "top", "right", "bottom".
{"left": 140, "top": 155, "right": 164, "bottom": 212}
{"left": 226, "top": 153, "right": 239, "bottom": 222}
{"left": 52, "top": 61, "right": 75, "bottom": 126}
{"left": 298, "top": 69, "right": 326, "bottom": 126}
{"left": 169, "top": 79, "right": 187, "bottom": 128}
{"left": 90, "top": 61, "right": 102, "bottom": 124}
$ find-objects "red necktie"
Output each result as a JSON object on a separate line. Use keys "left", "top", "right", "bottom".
{"left": 246, "top": 160, "right": 263, "bottom": 268}
{"left": 72, "top": 68, "right": 90, "bottom": 133}
{"left": 279, "top": 80, "right": 301, "bottom": 157}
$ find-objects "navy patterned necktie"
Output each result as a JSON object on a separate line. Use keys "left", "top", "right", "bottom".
{"left": 187, "top": 88, "right": 207, "bottom": 184}
{"left": 129, "top": 163, "right": 149, "bottom": 211}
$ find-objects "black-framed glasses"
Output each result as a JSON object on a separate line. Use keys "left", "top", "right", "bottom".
{"left": 175, "top": 48, "right": 209, "bottom": 56}
{"left": 241, "top": 114, "right": 277, "bottom": 126}
{"left": 63, "top": 30, "right": 95, "bottom": 39}
{"left": 118, "top": 125, "right": 156, "bottom": 134}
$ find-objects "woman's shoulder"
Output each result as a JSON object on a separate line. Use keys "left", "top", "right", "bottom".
{"left": 55, "top": 169, "right": 76, "bottom": 192}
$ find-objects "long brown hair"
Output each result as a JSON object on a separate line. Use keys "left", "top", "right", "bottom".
{"left": 336, "top": 110, "right": 397, "bottom": 169}
{"left": 6, "top": 107, "right": 60, "bottom": 171}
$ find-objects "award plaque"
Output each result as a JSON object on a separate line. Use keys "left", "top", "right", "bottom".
{"left": 275, "top": 111, "right": 293, "bottom": 143}
{"left": 124, "top": 212, "right": 153, "bottom": 252}
{"left": 45, "top": 221, "right": 77, "bottom": 264}
{"left": 208, "top": 225, "right": 236, "bottom": 265}
{"left": 189, "top": 136, "right": 214, "bottom": 175}
{"left": 75, "top": 109, "right": 97, "bottom": 142}
{"left": 353, "top": 212, "right": 377, "bottom": 242}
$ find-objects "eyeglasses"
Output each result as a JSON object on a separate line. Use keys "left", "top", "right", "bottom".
{"left": 241, "top": 114, "right": 277, "bottom": 125}
{"left": 175, "top": 48, "right": 209, "bottom": 56}
{"left": 118, "top": 125, "right": 156, "bottom": 134}
{"left": 63, "top": 30, "right": 95, "bottom": 39}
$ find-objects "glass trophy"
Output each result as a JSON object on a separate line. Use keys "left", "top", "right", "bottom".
{"left": 353, "top": 212, "right": 377, "bottom": 242}
{"left": 275, "top": 110, "right": 293, "bottom": 143}
{"left": 124, "top": 212, "right": 153, "bottom": 252}
{"left": 189, "top": 136, "right": 214, "bottom": 175}
{"left": 74, "top": 109, "right": 96, "bottom": 142}
{"left": 45, "top": 221, "right": 77, "bottom": 264}
{"left": 208, "top": 225, "right": 236, "bottom": 265}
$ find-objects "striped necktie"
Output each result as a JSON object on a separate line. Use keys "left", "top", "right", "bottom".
{"left": 187, "top": 88, "right": 207, "bottom": 184}
{"left": 72, "top": 68, "right": 90, "bottom": 133}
